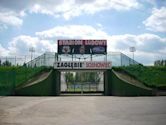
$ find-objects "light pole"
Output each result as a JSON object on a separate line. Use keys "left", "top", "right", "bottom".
{"left": 129, "top": 47, "right": 136, "bottom": 64}
{"left": 29, "top": 47, "right": 35, "bottom": 67}
{"left": 90, "top": 48, "right": 92, "bottom": 61}
{"left": 72, "top": 48, "right": 74, "bottom": 61}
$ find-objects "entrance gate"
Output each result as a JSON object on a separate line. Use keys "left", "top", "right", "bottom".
{"left": 60, "top": 71, "right": 104, "bottom": 94}
{"left": 54, "top": 69, "right": 111, "bottom": 95}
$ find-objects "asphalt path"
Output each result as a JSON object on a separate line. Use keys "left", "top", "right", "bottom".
{"left": 0, "top": 96, "right": 166, "bottom": 125}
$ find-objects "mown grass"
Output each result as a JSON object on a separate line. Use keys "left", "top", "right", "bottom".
{"left": 16, "top": 67, "right": 49, "bottom": 86}
{"left": 0, "top": 66, "right": 52, "bottom": 95}
{"left": 0, "top": 66, "right": 50, "bottom": 87}
{"left": 113, "top": 65, "right": 166, "bottom": 89}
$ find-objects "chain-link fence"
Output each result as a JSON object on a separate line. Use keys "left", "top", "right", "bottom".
{"left": 0, "top": 52, "right": 140, "bottom": 68}
{"left": 26, "top": 52, "right": 139, "bottom": 67}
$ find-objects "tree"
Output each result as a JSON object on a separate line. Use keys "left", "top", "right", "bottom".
{"left": 161, "top": 60, "right": 164, "bottom": 66}
{"left": 154, "top": 59, "right": 166, "bottom": 66}
{"left": 74, "top": 72, "right": 101, "bottom": 83}
{"left": 65, "top": 72, "right": 74, "bottom": 84}
{"left": 75, "top": 72, "right": 80, "bottom": 82}
{"left": 23, "top": 62, "right": 27, "bottom": 67}
{"left": 65, "top": 72, "right": 101, "bottom": 85}
{"left": 3, "top": 60, "right": 12, "bottom": 66}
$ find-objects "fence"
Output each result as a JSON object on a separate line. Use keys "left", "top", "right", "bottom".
{"left": 62, "top": 83, "right": 103, "bottom": 92}
{"left": 0, "top": 55, "right": 29, "bottom": 66}
{"left": 0, "top": 66, "right": 47, "bottom": 95}
{"left": 0, "top": 52, "right": 140, "bottom": 67}
{"left": 0, "top": 71, "right": 15, "bottom": 95}
{"left": 27, "top": 52, "right": 140, "bottom": 67}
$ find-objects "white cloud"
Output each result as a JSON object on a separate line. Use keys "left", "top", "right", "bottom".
{"left": 108, "top": 33, "right": 166, "bottom": 64}
{"left": 1, "top": 24, "right": 165, "bottom": 65}
{"left": 36, "top": 25, "right": 108, "bottom": 39}
{"left": 0, "top": 43, "right": 9, "bottom": 56}
{"left": 0, "top": 35, "right": 57, "bottom": 64}
{"left": 143, "top": 7, "right": 166, "bottom": 32}
{"left": 36, "top": 25, "right": 166, "bottom": 65}
{"left": 0, "top": 0, "right": 141, "bottom": 29}
{"left": 0, "top": 11, "right": 23, "bottom": 27}
{"left": 29, "top": 0, "right": 140, "bottom": 20}
{"left": 36, "top": 25, "right": 166, "bottom": 52}
{"left": 8, "top": 35, "right": 57, "bottom": 56}
{"left": 111, "top": 33, "right": 166, "bottom": 52}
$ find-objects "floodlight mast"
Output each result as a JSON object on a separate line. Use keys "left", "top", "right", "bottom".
{"left": 129, "top": 47, "right": 136, "bottom": 64}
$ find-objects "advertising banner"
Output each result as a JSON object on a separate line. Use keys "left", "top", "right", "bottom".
{"left": 54, "top": 61, "right": 112, "bottom": 69}
{"left": 58, "top": 40, "right": 107, "bottom": 54}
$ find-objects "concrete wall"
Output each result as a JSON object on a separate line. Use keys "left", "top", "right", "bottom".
{"left": 15, "top": 69, "right": 154, "bottom": 96}
{"left": 108, "top": 70, "right": 153, "bottom": 96}
{"left": 15, "top": 70, "right": 56, "bottom": 96}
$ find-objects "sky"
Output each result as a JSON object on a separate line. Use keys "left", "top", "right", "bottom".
{"left": 0, "top": 0, "right": 166, "bottom": 65}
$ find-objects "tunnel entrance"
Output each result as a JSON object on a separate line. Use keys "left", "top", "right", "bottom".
{"left": 60, "top": 70, "right": 104, "bottom": 95}
{"left": 54, "top": 61, "right": 112, "bottom": 96}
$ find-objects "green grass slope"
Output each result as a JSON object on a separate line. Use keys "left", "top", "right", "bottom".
{"left": 0, "top": 66, "right": 50, "bottom": 95}
{"left": 113, "top": 65, "right": 166, "bottom": 90}
{"left": 0, "top": 66, "right": 48, "bottom": 86}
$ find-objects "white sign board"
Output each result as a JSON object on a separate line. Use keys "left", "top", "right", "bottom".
{"left": 54, "top": 61, "right": 112, "bottom": 69}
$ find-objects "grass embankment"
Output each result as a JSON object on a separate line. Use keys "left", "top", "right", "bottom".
{"left": 113, "top": 65, "right": 166, "bottom": 90}
{"left": 0, "top": 66, "right": 50, "bottom": 88}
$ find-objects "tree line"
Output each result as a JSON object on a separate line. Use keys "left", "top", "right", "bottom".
{"left": 154, "top": 60, "right": 166, "bottom": 66}
{"left": 0, "top": 60, "right": 12, "bottom": 66}
{"left": 65, "top": 72, "right": 101, "bottom": 84}
{"left": 0, "top": 60, "right": 28, "bottom": 67}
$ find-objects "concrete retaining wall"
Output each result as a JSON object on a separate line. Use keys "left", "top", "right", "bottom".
{"left": 15, "top": 69, "right": 154, "bottom": 96}
{"left": 109, "top": 70, "right": 153, "bottom": 96}
{"left": 15, "top": 70, "right": 56, "bottom": 96}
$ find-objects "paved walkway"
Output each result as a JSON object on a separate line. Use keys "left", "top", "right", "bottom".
{"left": 0, "top": 96, "right": 166, "bottom": 125}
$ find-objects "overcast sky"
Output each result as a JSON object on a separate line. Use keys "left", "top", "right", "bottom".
{"left": 0, "top": 0, "right": 166, "bottom": 65}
